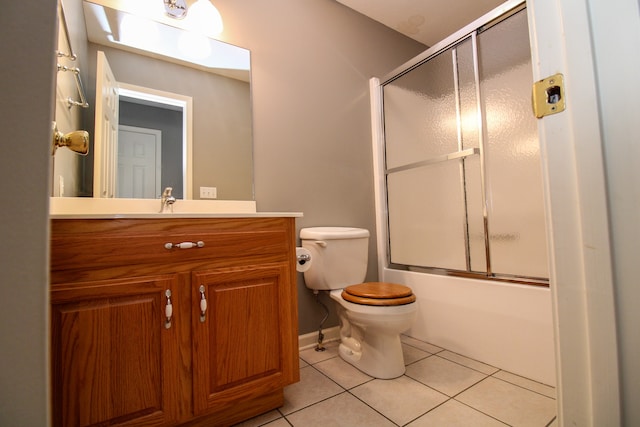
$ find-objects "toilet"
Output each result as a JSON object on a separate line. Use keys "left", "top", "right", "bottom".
{"left": 300, "top": 227, "right": 417, "bottom": 379}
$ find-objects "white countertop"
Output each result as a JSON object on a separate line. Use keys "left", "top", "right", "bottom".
{"left": 50, "top": 212, "right": 303, "bottom": 219}
{"left": 49, "top": 197, "right": 303, "bottom": 219}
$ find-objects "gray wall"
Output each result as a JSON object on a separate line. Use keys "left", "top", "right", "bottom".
{"left": 0, "top": 1, "right": 56, "bottom": 425}
{"left": 210, "top": 0, "right": 426, "bottom": 334}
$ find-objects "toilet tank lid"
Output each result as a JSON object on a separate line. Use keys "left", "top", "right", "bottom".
{"left": 300, "top": 227, "right": 369, "bottom": 240}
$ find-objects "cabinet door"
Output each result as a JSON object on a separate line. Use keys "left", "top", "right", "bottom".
{"left": 192, "top": 263, "right": 290, "bottom": 415}
{"left": 50, "top": 275, "right": 182, "bottom": 427}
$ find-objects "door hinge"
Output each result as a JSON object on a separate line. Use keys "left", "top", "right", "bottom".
{"left": 532, "top": 73, "right": 565, "bottom": 118}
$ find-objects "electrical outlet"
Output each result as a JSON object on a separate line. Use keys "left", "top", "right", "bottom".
{"left": 200, "top": 186, "right": 217, "bottom": 199}
{"left": 59, "top": 175, "right": 65, "bottom": 197}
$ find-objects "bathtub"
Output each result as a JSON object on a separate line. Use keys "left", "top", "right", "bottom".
{"left": 383, "top": 268, "right": 556, "bottom": 386}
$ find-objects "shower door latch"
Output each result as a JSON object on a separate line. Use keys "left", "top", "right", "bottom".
{"left": 532, "top": 73, "right": 565, "bottom": 118}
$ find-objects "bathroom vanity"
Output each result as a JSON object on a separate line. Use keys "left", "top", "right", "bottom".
{"left": 50, "top": 215, "right": 300, "bottom": 426}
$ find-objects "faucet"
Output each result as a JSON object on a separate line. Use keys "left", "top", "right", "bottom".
{"left": 160, "top": 187, "right": 176, "bottom": 213}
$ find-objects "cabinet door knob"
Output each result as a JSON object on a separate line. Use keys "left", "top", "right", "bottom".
{"left": 199, "top": 285, "right": 207, "bottom": 323}
{"left": 165, "top": 289, "right": 173, "bottom": 329}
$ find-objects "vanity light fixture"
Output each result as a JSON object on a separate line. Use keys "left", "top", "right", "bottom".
{"left": 84, "top": 1, "right": 238, "bottom": 70}
{"left": 163, "top": 0, "right": 223, "bottom": 37}
{"left": 164, "top": 0, "right": 188, "bottom": 19}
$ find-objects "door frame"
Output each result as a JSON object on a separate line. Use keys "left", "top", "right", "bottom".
{"left": 118, "top": 83, "right": 193, "bottom": 199}
{"left": 526, "top": 0, "right": 638, "bottom": 424}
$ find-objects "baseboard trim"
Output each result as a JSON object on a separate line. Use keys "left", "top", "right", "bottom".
{"left": 298, "top": 326, "right": 340, "bottom": 351}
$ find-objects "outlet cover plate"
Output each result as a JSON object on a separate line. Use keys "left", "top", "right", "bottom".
{"left": 200, "top": 186, "right": 217, "bottom": 199}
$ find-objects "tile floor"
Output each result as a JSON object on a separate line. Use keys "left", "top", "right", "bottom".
{"left": 235, "top": 336, "right": 557, "bottom": 427}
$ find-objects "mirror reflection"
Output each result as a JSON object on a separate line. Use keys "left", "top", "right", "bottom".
{"left": 53, "top": 0, "right": 254, "bottom": 201}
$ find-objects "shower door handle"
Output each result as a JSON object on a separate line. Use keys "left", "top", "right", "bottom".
{"left": 386, "top": 148, "right": 479, "bottom": 174}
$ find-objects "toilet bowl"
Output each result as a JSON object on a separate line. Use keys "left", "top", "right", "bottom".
{"left": 300, "top": 227, "right": 417, "bottom": 379}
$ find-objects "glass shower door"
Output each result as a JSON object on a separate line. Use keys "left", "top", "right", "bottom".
{"left": 477, "top": 10, "right": 548, "bottom": 279}
{"left": 384, "top": 45, "right": 475, "bottom": 271}
{"left": 382, "top": 7, "right": 548, "bottom": 282}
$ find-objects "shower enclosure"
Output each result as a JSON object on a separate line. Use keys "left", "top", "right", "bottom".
{"left": 378, "top": 5, "right": 548, "bottom": 284}
{"left": 369, "top": 0, "right": 555, "bottom": 385}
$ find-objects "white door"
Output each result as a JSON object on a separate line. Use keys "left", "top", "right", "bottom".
{"left": 93, "top": 51, "right": 119, "bottom": 198}
{"left": 117, "top": 125, "right": 162, "bottom": 199}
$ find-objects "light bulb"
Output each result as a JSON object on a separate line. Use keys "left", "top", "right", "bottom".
{"left": 186, "top": 0, "right": 223, "bottom": 37}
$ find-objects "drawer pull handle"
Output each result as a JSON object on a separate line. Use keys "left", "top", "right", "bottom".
{"left": 199, "top": 285, "right": 207, "bottom": 323}
{"left": 165, "top": 289, "right": 173, "bottom": 329}
{"left": 164, "top": 241, "right": 205, "bottom": 250}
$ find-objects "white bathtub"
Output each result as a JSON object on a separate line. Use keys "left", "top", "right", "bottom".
{"left": 383, "top": 268, "right": 556, "bottom": 386}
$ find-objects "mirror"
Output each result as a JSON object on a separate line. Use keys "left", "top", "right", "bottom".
{"left": 53, "top": 0, "right": 254, "bottom": 201}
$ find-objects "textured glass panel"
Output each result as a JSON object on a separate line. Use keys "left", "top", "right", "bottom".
{"left": 456, "top": 38, "right": 480, "bottom": 150}
{"left": 478, "top": 10, "right": 549, "bottom": 278}
{"left": 456, "top": 38, "right": 486, "bottom": 272}
{"left": 383, "top": 50, "right": 458, "bottom": 169}
{"left": 463, "top": 156, "right": 486, "bottom": 272}
{"left": 387, "top": 161, "right": 467, "bottom": 270}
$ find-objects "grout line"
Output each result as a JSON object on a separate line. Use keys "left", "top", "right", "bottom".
{"left": 401, "top": 341, "right": 445, "bottom": 356}
{"left": 450, "top": 375, "right": 492, "bottom": 399}
{"left": 488, "top": 372, "right": 557, "bottom": 400}
{"left": 344, "top": 390, "right": 404, "bottom": 426}
{"left": 401, "top": 398, "right": 452, "bottom": 426}
{"left": 279, "top": 389, "right": 349, "bottom": 418}
{"left": 452, "top": 398, "right": 512, "bottom": 426}
{"left": 402, "top": 351, "right": 435, "bottom": 367}
{"left": 431, "top": 353, "right": 494, "bottom": 376}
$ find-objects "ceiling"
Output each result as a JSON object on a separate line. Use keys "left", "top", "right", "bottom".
{"left": 335, "top": 0, "right": 508, "bottom": 47}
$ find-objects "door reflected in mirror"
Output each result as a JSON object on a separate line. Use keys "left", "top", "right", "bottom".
{"left": 118, "top": 83, "right": 191, "bottom": 199}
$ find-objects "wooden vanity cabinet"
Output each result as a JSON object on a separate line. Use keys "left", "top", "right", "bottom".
{"left": 50, "top": 217, "right": 300, "bottom": 427}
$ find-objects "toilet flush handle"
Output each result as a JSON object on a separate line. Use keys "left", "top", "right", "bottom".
{"left": 313, "top": 240, "right": 327, "bottom": 248}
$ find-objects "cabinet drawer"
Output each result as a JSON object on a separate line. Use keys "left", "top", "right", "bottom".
{"left": 51, "top": 218, "right": 294, "bottom": 274}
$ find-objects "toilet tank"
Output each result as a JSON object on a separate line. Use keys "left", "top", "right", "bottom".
{"left": 300, "top": 227, "right": 370, "bottom": 290}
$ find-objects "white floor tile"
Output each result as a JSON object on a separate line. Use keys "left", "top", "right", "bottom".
{"left": 437, "top": 350, "right": 500, "bottom": 375}
{"left": 314, "top": 355, "right": 373, "bottom": 389}
{"left": 286, "top": 392, "right": 396, "bottom": 427}
{"left": 403, "top": 342, "right": 431, "bottom": 365}
{"left": 233, "top": 410, "right": 282, "bottom": 427}
{"left": 406, "top": 355, "right": 488, "bottom": 396}
{"left": 457, "top": 377, "right": 556, "bottom": 427}
{"left": 262, "top": 418, "right": 291, "bottom": 427}
{"left": 299, "top": 341, "right": 340, "bottom": 365}
{"left": 351, "top": 375, "right": 448, "bottom": 425}
{"left": 406, "top": 399, "right": 508, "bottom": 426}
{"left": 401, "top": 335, "right": 443, "bottom": 353}
{"left": 492, "top": 370, "right": 556, "bottom": 399}
{"left": 281, "top": 365, "right": 343, "bottom": 415}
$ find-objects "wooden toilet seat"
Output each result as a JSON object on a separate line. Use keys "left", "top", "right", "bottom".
{"left": 341, "top": 282, "right": 416, "bottom": 306}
